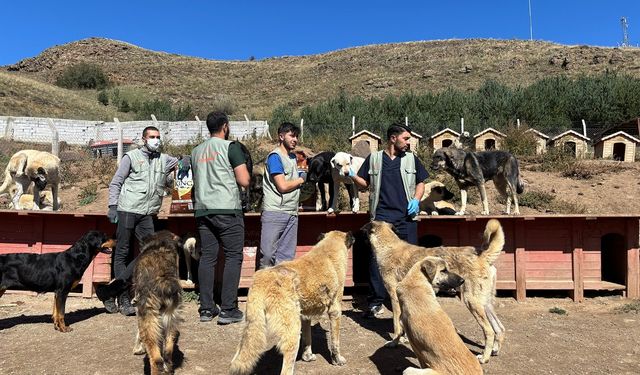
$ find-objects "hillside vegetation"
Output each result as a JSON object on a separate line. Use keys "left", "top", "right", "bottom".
{"left": 3, "top": 37, "right": 640, "bottom": 121}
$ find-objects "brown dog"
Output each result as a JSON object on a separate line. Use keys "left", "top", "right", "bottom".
{"left": 229, "top": 230, "right": 355, "bottom": 375}
{"left": 132, "top": 231, "right": 183, "bottom": 375}
{"left": 398, "top": 257, "right": 483, "bottom": 375}
{"left": 363, "top": 219, "right": 505, "bottom": 363}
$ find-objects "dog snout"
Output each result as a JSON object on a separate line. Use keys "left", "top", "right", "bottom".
{"left": 451, "top": 274, "right": 465, "bottom": 288}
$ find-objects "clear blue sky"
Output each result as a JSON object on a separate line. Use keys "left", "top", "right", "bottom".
{"left": 2, "top": 1, "right": 639, "bottom": 65}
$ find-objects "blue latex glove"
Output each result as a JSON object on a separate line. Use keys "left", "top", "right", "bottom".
{"left": 407, "top": 198, "right": 420, "bottom": 217}
{"left": 348, "top": 168, "right": 355, "bottom": 177}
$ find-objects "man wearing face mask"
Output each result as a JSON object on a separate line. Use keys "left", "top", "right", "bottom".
{"left": 100, "top": 126, "right": 179, "bottom": 316}
{"left": 350, "top": 123, "right": 428, "bottom": 318}
{"left": 191, "top": 111, "right": 250, "bottom": 324}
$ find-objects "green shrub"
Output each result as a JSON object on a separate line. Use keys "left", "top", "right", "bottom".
{"left": 502, "top": 125, "right": 538, "bottom": 158}
{"left": 512, "top": 190, "right": 555, "bottom": 209}
{"left": 56, "top": 63, "right": 109, "bottom": 90}
{"left": 134, "top": 99, "right": 193, "bottom": 121}
{"left": 615, "top": 300, "right": 640, "bottom": 314}
{"left": 78, "top": 182, "right": 98, "bottom": 206}
{"left": 97, "top": 90, "right": 109, "bottom": 106}
{"left": 549, "top": 307, "right": 567, "bottom": 315}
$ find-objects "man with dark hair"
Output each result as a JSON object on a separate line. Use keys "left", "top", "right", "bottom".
{"left": 350, "top": 122, "right": 428, "bottom": 318}
{"left": 259, "top": 122, "right": 306, "bottom": 269}
{"left": 101, "top": 125, "right": 179, "bottom": 315}
{"left": 191, "top": 111, "right": 250, "bottom": 324}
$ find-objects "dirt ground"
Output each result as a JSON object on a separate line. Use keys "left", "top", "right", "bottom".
{"left": 1, "top": 293, "right": 639, "bottom": 375}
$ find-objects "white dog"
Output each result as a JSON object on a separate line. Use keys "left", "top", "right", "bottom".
{"left": 0, "top": 150, "right": 61, "bottom": 211}
{"left": 329, "top": 152, "right": 364, "bottom": 213}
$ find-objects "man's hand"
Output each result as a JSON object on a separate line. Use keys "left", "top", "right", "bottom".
{"left": 107, "top": 205, "right": 118, "bottom": 224}
{"left": 407, "top": 198, "right": 420, "bottom": 217}
{"left": 298, "top": 170, "right": 308, "bottom": 182}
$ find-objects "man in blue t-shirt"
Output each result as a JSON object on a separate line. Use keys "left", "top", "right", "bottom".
{"left": 350, "top": 123, "right": 428, "bottom": 318}
{"left": 259, "top": 122, "right": 306, "bottom": 269}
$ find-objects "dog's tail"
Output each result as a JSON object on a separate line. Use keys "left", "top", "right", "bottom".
{"left": 516, "top": 176, "right": 525, "bottom": 195}
{"left": 479, "top": 219, "right": 505, "bottom": 266}
{"left": 229, "top": 281, "right": 270, "bottom": 375}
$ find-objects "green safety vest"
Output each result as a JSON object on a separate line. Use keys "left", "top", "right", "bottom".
{"left": 262, "top": 148, "right": 300, "bottom": 215}
{"left": 117, "top": 148, "right": 167, "bottom": 215}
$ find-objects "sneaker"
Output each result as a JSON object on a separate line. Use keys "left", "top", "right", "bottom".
{"left": 102, "top": 297, "right": 119, "bottom": 314}
{"left": 118, "top": 292, "right": 136, "bottom": 316}
{"left": 95, "top": 285, "right": 118, "bottom": 314}
{"left": 217, "top": 308, "right": 244, "bottom": 325}
{"left": 199, "top": 305, "right": 220, "bottom": 322}
{"left": 363, "top": 305, "right": 385, "bottom": 319}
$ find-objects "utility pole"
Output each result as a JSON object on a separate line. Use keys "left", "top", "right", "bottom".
{"left": 528, "top": 0, "right": 533, "bottom": 41}
{"left": 621, "top": 17, "right": 629, "bottom": 48}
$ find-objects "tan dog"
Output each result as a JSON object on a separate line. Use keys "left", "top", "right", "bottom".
{"left": 229, "top": 230, "right": 355, "bottom": 375}
{"left": 362, "top": 219, "right": 505, "bottom": 363}
{"left": 398, "top": 257, "right": 483, "bottom": 375}
{"left": 419, "top": 181, "right": 456, "bottom": 215}
{"left": 10, "top": 191, "right": 60, "bottom": 211}
{"left": 0, "top": 150, "right": 61, "bottom": 211}
{"left": 132, "top": 231, "right": 183, "bottom": 375}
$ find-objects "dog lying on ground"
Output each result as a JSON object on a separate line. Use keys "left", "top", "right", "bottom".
{"left": 0, "top": 150, "right": 61, "bottom": 211}
{"left": 398, "top": 257, "right": 483, "bottom": 375}
{"left": 329, "top": 152, "right": 364, "bottom": 213}
{"left": 363, "top": 219, "right": 505, "bottom": 363}
{"left": 132, "top": 230, "right": 184, "bottom": 375}
{"left": 0, "top": 231, "right": 115, "bottom": 332}
{"left": 306, "top": 151, "right": 336, "bottom": 211}
{"left": 8, "top": 190, "right": 61, "bottom": 211}
{"left": 431, "top": 147, "right": 524, "bottom": 215}
{"left": 419, "top": 181, "right": 456, "bottom": 216}
{"left": 229, "top": 230, "right": 355, "bottom": 375}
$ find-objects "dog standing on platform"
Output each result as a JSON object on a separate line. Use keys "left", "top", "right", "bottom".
{"left": 132, "top": 231, "right": 183, "bottom": 375}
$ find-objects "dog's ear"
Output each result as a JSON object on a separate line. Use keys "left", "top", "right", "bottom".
{"left": 344, "top": 231, "right": 355, "bottom": 248}
{"left": 420, "top": 256, "right": 440, "bottom": 282}
{"left": 360, "top": 221, "right": 373, "bottom": 234}
{"left": 330, "top": 158, "right": 337, "bottom": 169}
{"left": 349, "top": 154, "right": 353, "bottom": 163}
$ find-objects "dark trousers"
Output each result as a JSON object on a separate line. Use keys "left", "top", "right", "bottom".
{"left": 114, "top": 211, "right": 155, "bottom": 282}
{"left": 368, "top": 217, "right": 417, "bottom": 308}
{"left": 197, "top": 214, "right": 245, "bottom": 312}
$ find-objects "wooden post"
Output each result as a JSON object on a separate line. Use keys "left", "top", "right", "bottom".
{"left": 151, "top": 114, "right": 158, "bottom": 125}
{"left": 352, "top": 116, "right": 355, "bottom": 136}
{"left": 514, "top": 219, "right": 527, "bottom": 301}
{"left": 47, "top": 118, "right": 59, "bottom": 157}
{"left": 300, "top": 118, "right": 304, "bottom": 143}
{"left": 571, "top": 219, "right": 584, "bottom": 302}
{"left": 405, "top": 116, "right": 408, "bottom": 127}
{"left": 195, "top": 115, "right": 202, "bottom": 137}
{"left": 626, "top": 218, "right": 640, "bottom": 298}
{"left": 114, "top": 118, "right": 123, "bottom": 165}
{"left": 4, "top": 116, "right": 14, "bottom": 139}
{"left": 517, "top": 118, "right": 521, "bottom": 128}
{"left": 461, "top": 117, "right": 465, "bottom": 134}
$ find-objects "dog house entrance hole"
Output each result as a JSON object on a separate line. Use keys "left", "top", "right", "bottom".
{"left": 442, "top": 139, "right": 453, "bottom": 148}
{"left": 601, "top": 233, "right": 626, "bottom": 286}
{"left": 564, "top": 141, "right": 577, "bottom": 157}
{"left": 484, "top": 139, "right": 496, "bottom": 150}
{"left": 612, "top": 142, "right": 626, "bottom": 161}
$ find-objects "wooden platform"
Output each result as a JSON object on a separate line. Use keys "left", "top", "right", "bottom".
{"left": 0, "top": 210, "right": 638, "bottom": 302}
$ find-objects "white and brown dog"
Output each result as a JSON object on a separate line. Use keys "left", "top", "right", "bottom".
{"left": 419, "top": 181, "right": 456, "bottom": 216}
{"left": 329, "top": 152, "right": 364, "bottom": 213}
{"left": 0, "top": 150, "right": 61, "bottom": 211}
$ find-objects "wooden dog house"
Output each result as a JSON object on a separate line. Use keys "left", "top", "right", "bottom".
{"left": 408, "top": 130, "right": 423, "bottom": 151}
{"left": 551, "top": 130, "right": 590, "bottom": 159}
{"left": 524, "top": 128, "right": 550, "bottom": 154}
{"left": 593, "top": 131, "right": 639, "bottom": 162}
{"left": 349, "top": 130, "right": 381, "bottom": 156}
{"left": 474, "top": 127, "right": 506, "bottom": 151}
{"left": 0, "top": 210, "right": 638, "bottom": 303}
{"left": 429, "top": 128, "right": 460, "bottom": 149}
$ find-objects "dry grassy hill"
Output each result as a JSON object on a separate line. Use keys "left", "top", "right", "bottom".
{"left": 3, "top": 37, "right": 640, "bottom": 119}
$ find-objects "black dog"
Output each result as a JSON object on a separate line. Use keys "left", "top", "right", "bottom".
{"left": 306, "top": 151, "right": 336, "bottom": 211}
{"left": 237, "top": 141, "right": 254, "bottom": 212}
{"left": 0, "top": 231, "right": 115, "bottom": 332}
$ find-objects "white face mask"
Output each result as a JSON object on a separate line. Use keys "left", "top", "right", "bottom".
{"left": 146, "top": 138, "right": 161, "bottom": 151}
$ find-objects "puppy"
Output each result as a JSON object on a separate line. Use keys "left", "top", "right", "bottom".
{"left": 419, "top": 181, "right": 456, "bottom": 216}
{"left": 229, "top": 231, "right": 355, "bottom": 375}
{"left": 363, "top": 219, "right": 506, "bottom": 363}
{"left": 329, "top": 152, "right": 364, "bottom": 213}
{"left": 9, "top": 190, "right": 60, "bottom": 211}
{"left": 132, "top": 230, "right": 184, "bottom": 375}
{"left": 398, "top": 257, "right": 482, "bottom": 375}
{"left": 0, "top": 231, "right": 115, "bottom": 332}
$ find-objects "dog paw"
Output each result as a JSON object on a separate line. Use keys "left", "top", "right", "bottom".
{"left": 302, "top": 352, "right": 317, "bottom": 362}
{"left": 455, "top": 211, "right": 465, "bottom": 216}
{"left": 327, "top": 207, "right": 335, "bottom": 214}
{"left": 55, "top": 325, "right": 72, "bottom": 333}
{"left": 133, "top": 346, "right": 146, "bottom": 355}
{"left": 430, "top": 211, "right": 439, "bottom": 216}
{"left": 331, "top": 355, "right": 347, "bottom": 366}
{"left": 476, "top": 354, "right": 490, "bottom": 364}
{"left": 480, "top": 211, "right": 490, "bottom": 215}
{"left": 491, "top": 349, "right": 500, "bottom": 356}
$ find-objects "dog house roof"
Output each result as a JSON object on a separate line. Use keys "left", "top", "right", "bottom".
{"left": 429, "top": 128, "right": 460, "bottom": 139}
{"left": 349, "top": 130, "right": 381, "bottom": 140}
{"left": 550, "top": 130, "right": 590, "bottom": 142}
{"left": 597, "top": 131, "right": 640, "bottom": 144}
{"left": 524, "top": 128, "right": 549, "bottom": 139}
{"left": 473, "top": 127, "right": 506, "bottom": 139}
